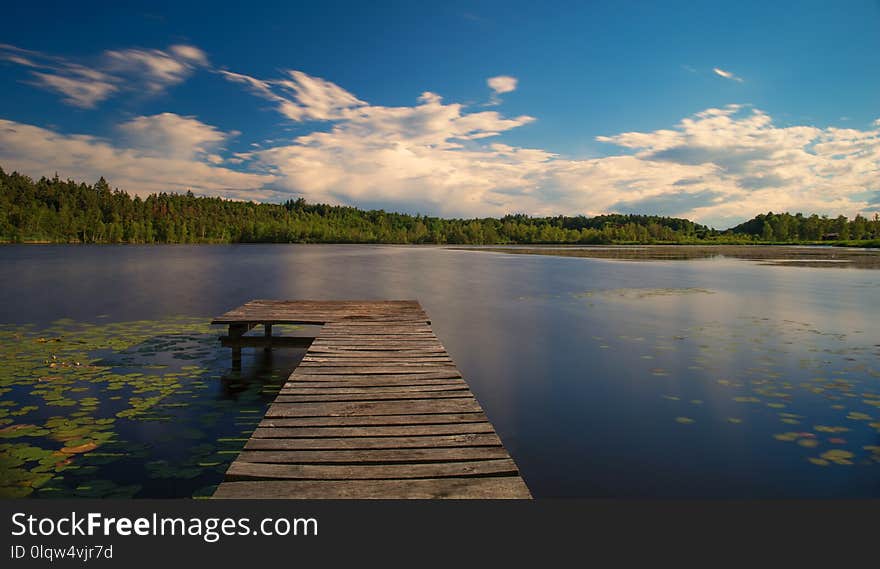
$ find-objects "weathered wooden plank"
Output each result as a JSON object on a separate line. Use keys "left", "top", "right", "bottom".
{"left": 321, "top": 326, "right": 437, "bottom": 339}
{"left": 308, "top": 342, "right": 444, "bottom": 348}
{"left": 313, "top": 335, "right": 440, "bottom": 340}
{"left": 251, "top": 423, "right": 495, "bottom": 438}
{"left": 285, "top": 378, "right": 465, "bottom": 388}
{"left": 288, "top": 377, "right": 464, "bottom": 387}
{"left": 326, "top": 320, "right": 430, "bottom": 324}
{"left": 258, "top": 413, "right": 489, "bottom": 427}
{"left": 318, "top": 331, "right": 434, "bottom": 337}
{"left": 300, "top": 357, "right": 453, "bottom": 365}
{"left": 213, "top": 477, "right": 531, "bottom": 499}
{"left": 315, "top": 338, "right": 438, "bottom": 343}
{"left": 265, "top": 399, "right": 483, "bottom": 417}
{"left": 317, "top": 335, "right": 436, "bottom": 340}
{"left": 213, "top": 310, "right": 431, "bottom": 324}
{"left": 302, "top": 351, "right": 448, "bottom": 358}
{"left": 274, "top": 391, "right": 473, "bottom": 403}
{"left": 309, "top": 346, "right": 446, "bottom": 353}
{"left": 236, "top": 447, "right": 510, "bottom": 464}
{"left": 279, "top": 384, "right": 468, "bottom": 394}
{"left": 225, "top": 459, "right": 519, "bottom": 481}
{"left": 299, "top": 360, "right": 454, "bottom": 367}
{"left": 305, "top": 344, "right": 442, "bottom": 350}
{"left": 291, "top": 366, "right": 459, "bottom": 376}
{"left": 310, "top": 332, "right": 434, "bottom": 337}
{"left": 311, "top": 340, "right": 444, "bottom": 346}
{"left": 301, "top": 351, "right": 449, "bottom": 359}
{"left": 245, "top": 433, "right": 502, "bottom": 450}
{"left": 312, "top": 340, "right": 442, "bottom": 345}
{"left": 308, "top": 343, "right": 447, "bottom": 349}
{"left": 323, "top": 321, "right": 430, "bottom": 325}
{"left": 298, "top": 361, "right": 457, "bottom": 369}
{"left": 330, "top": 320, "right": 430, "bottom": 324}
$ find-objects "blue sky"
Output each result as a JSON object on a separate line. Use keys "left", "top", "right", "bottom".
{"left": 1, "top": 0, "right": 878, "bottom": 227}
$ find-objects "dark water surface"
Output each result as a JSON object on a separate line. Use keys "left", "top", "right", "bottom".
{"left": 1, "top": 245, "right": 879, "bottom": 498}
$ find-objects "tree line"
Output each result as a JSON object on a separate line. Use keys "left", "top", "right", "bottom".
{"left": 728, "top": 211, "right": 880, "bottom": 242}
{"left": 1, "top": 168, "right": 878, "bottom": 245}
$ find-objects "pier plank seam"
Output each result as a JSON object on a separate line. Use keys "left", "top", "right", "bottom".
{"left": 211, "top": 300, "right": 531, "bottom": 499}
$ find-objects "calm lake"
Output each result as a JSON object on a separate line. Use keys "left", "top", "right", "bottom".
{"left": 1, "top": 244, "right": 879, "bottom": 498}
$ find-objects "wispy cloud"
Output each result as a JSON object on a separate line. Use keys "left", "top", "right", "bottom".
{"left": 0, "top": 43, "right": 208, "bottom": 108}
{"left": 0, "top": 44, "right": 119, "bottom": 108}
{"left": 486, "top": 75, "right": 517, "bottom": 105}
{"left": 105, "top": 45, "right": 208, "bottom": 92}
{"left": 29, "top": 71, "right": 118, "bottom": 108}
{"left": 218, "top": 69, "right": 366, "bottom": 121}
{"left": 713, "top": 67, "right": 744, "bottom": 83}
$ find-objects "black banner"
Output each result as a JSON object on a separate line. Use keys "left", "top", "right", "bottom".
{"left": 1, "top": 499, "right": 877, "bottom": 566}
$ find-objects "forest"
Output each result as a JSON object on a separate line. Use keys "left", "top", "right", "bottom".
{"left": 1, "top": 168, "right": 879, "bottom": 245}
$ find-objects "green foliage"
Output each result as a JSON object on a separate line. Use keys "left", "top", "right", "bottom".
{"left": 729, "top": 211, "right": 880, "bottom": 243}
{"left": 0, "top": 168, "right": 712, "bottom": 244}
{"left": 2, "top": 167, "right": 878, "bottom": 245}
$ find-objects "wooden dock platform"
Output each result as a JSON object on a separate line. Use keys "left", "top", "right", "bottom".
{"left": 211, "top": 300, "right": 531, "bottom": 499}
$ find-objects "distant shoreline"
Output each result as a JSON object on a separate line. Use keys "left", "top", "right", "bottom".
{"left": 2, "top": 240, "right": 878, "bottom": 248}
{"left": 4, "top": 170, "right": 879, "bottom": 247}
{"left": 457, "top": 243, "right": 880, "bottom": 269}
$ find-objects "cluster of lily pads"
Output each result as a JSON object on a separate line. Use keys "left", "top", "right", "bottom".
{"left": 0, "top": 317, "right": 291, "bottom": 498}
{"left": 573, "top": 288, "right": 880, "bottom": 468}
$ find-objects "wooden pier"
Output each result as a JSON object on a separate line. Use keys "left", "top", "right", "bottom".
{"left": 211, "top": 300, "right": 531, "bottom": 499}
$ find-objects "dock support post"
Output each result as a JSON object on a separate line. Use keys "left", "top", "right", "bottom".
{"left": 229, "top": 323, "right": 247, "bottom": 370}
{"left": 264, "top": 323, "right": 272, "bottom": 351}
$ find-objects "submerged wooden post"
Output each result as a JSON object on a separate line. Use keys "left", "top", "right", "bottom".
{"left": 264, "top": 323, "right": 272, "bottom": 351}
{"left": 229, "top": 323, "right": 247, "bottom": 370}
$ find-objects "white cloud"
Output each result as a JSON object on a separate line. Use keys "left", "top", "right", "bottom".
{"left": 0, "top": 117, "right": 274, "bottom": 198}
{"left": 274, "top": 70, "right": 367, "bottom": 121}
{"left": 713, "top": 67, "right": 744, "bottom": 83}
{"left": 169, "top": 44, "right": 209, "bottom": 66}
{"left": 119, "top": 113, "right": 229, "bottom": 159}
{"left": 224, "top": 71, "right": 538, "bottom": 211}
{"left": 486, "top": 75, "right": 518, "bottom": 105}
{"left": 104, "top": 45, "right": 208, "bottom": 92}
{"left": 593, "top": 105, "right": 879, "bottom": 224}
{"left": 1, "top": 44, "right": 119, "bottom": 108}
{"left": 0, "top": 43, "right": 208, "bottom": 107}
{"left": 219, "top": 69, "right": 366, "bottom": 122}
{"left": 29, "top": 71, "right": 118, "bottom": 108}
{"left": 487, "top": 75, "right": 517, "bottom": 94}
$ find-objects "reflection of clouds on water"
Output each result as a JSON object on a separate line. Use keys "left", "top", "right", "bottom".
{"left": 1, "top": 244, "right": 879, "bottom": 497}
